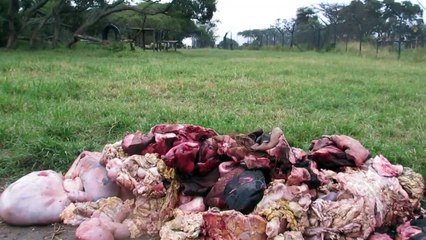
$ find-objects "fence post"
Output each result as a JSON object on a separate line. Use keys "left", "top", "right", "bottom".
{"left": 358, "top": 26, "right": 362, "bottom": 55}
{"left": 317, "top": 28, "right": 321, "bottom": 50}
{"left": 376, "top": 39, "right": 379, "bottom": 57}
{"left": 345, "top": 34, "right": 348, "bottom": 52}
{"left": 398, "top": 37, "right": 402, "bottom": 60}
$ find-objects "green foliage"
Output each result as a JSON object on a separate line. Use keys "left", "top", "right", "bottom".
{"left": 0, "top": 47, "right": 425, "bottom": 180}
{"left": 192, "top": 22, "right": 216, "bottom": 48}
{"left": 172, "top": 0, "right": 216, "bottom": 24}
{"left": 109, "top": 4, "right": 198, "bottom": 41}
{"left": 2, "top": 0, "right": 217, "bottom": 49}
{"left": 295, "top": 6, "right": 320, "bottom": 29}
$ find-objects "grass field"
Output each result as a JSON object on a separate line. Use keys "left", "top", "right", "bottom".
{"left": 0, "top": 45, "right": 425, "bottom": 180}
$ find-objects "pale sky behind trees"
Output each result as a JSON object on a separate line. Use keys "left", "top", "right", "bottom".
{"left": 211, "top": 0, "right": 426, "bottom": 44}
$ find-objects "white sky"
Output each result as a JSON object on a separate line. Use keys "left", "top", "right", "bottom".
{"left": 212, "top": 0, "right": 426, "bottom": 44}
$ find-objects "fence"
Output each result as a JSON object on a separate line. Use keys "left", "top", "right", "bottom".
{"left": 240, "top": 24, "right": 425, "bottom": 59}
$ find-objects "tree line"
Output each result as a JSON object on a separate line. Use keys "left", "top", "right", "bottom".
{"left": 0, "top": 0, "right": 217, "bottom": 49}
{"left": 237, "top": 0, "right": 424, "bottom": 50}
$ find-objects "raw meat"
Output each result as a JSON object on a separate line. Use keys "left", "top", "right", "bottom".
{"left": 75, "top": 217, "right": 130, "bottom": 240}
{"left": 274, "top": 231, "right": 304, "bottom": 240}
{"left": 163, "top": 142, "right": 200, "bottom": 173}
{"left": 396, "top": 219, "right": 426, "bottom": 240}
{"left": 64, "top": 151, "right": 120, "bottom": 202}
{"left": 372, "top": 154, "right": 403, "bottom": 177}
{"left": 223, "top": 170, "right": 266, "bottom": 214}
{"left": 72, "top": 196, "right": 133, "bottom": 240}
{"left": 202, "top": 210, "right": 268, "bottom": 240}
{"left": 306, "top": 159, "right": 422, "bottom": 239}
{"left": 251, "top": 127, "right": 284, "bottom": 151}
{"left": 1, "top": 123, "right": 424, "bottom": 240}
{"left": 204, "top": 166, "right": 245, "bottom": 209}
{"left": 159, "top": 209, "right": 204, "bottom": 240}
{"left": 121, "top": 131, "right": 154, "bottom": 155}
{"left": 60, "top": 197, "right": 133, "bottom": 226}
{"left": 368, "top": 233, "right": 393, "bottom": 240}
{"left": 0, "top": 170, "right": 71, "bottom": 225}
{"left": 123, "top": 180, "right": 179, "bottom": 238}
{"left": 105, "top": 153, "right": 166, "bottom": 198}
{"left": 178, "top": 196, "right": 206, "bottom": 213}
{"left": 309, "top": 135, "right": 370, "bottom": 168}
{"left": 254, "top": 180, "right": 314, "bottom": 239}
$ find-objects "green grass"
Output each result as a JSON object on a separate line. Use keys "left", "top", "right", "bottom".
{"left": 0, "top": 45, "right": 425, "bottom": 180}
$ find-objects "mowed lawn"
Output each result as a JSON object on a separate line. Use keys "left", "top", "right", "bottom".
{"left": 0, "top": 46, "right": 425, "bottom": 179}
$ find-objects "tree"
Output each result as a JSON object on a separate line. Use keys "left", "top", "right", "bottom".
{"left": 3, "top": 0, "right": 217, "bottom": 49}
{"left": 66, "top": 0, "right": 216, "bottom": 47}
{"left": 6, "top": 0, "right": 20, "bottom": 49}
{"left": 264, "top": 28, "right": 278, "bottom": 45}
{"left": 282, "top": 19, "right": 296, "bottom": 48}
{"left": 27, "top": 0, "right": 68, "bottom": 48}
{"left": 293, "top": 7, "right": 323, "bottom": 49}
{"left": 273, "top": 18, "right": 287, "bottom": 47}
{"left": 383, "top": 0, "right": 423, "bottom": 39}
{"left": 108, "top": 2, "right": 201, "bottom": 43}
{"left": 238, "top": 29, "right": 264, "bottom": 46}
{"left": 191, "top": 21, "right": 216, "bottom": 48}
{"left": 0, "top": 0, "right": 10, "bottom": 47}
{"left": 218, "top": 37, "right": 238, "bottom": 49}
{"left": 338, "top": 0, "right": 385, "bottom": 40}
{"left": 5, "top": 0, "right": 56, "bottom": 48}
{"left": 67, "top": 0, "right": 169, "bottom": 48}
{"left": 295, "top": 7, "right": 320, "bottom": 30}
{"left": 235, "top": 0, "right": 425, "bottom": 52}
{"left": 317, "top": 3, "right": 345, "bottom": 44}
{"left": 171, "top": 0, "right": 216, "bottom": 24}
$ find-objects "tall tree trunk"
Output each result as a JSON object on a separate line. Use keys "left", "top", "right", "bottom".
{"left": 6, "top": 0, "right": 19, "bottom": 49}
{"left": 7, "top": 0, "right": 51, "bottom": 49}
{"left": 333, "top": 24, "right": 337, "bottom": 45}
{"left": 290, "top": 29, "right": 294, "bottom": 49}
{"left": 52, "top": 0, "right": 66, "bottom": 48}
{"left": 275, "top": 28, "right": 285, "bottom": 47}
{"left": 30, "top": 17, "right": 51, "bottom": 48}
{"left": 28, "top": 0, "right": 66, "bottom": 48}
{"left": 52, "top": 18, "right": 62, "bottom": 48}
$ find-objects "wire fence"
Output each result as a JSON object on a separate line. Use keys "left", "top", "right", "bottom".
{"left": 239, "top": 24, "right": 425, "bottom": 59}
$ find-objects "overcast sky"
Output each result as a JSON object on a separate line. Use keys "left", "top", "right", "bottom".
{"left": 212, "top": 0, "right": 426, "bottom": 44}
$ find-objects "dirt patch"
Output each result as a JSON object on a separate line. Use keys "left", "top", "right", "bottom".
{"left": 0, "top": 222, "right": 76, "bottom": 240}
{"left": 0, "top": 222, "right": 160, "bottom": 240}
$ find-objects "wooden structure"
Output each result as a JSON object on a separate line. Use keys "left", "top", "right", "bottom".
{"left": 129, "top": 27, "right": 178, "bottom": 51}
{"left": 162, "top": 40, "right": 178, "bottom": 51}
{"left": 102, "top": 24, "right": 120, "bottom": 41}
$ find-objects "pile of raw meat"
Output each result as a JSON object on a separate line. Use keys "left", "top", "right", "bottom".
{"left": 0, "top": 124, "right": 425, "bottom": 240}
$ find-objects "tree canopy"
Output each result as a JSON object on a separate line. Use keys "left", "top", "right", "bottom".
{"left": 2, "top": 0, "right": 218, "bottom": 49}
